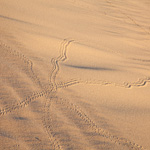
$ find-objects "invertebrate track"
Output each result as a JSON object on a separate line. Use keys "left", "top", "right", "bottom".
{"left": 0, "top": 41, "right": 42, "bottom": 88}
{"left": 0, "top": 37, "right": 148, "bottom": 149}
{"left": 78, "top": 77, "right": 150, "bottom": 89}
{"left": 50, "top": 39, "right": 74, "bottom": 89}
{"left": 43, "top": 38, "right": 146, "bottom": 149}
{"left": 47, "top": 97, "right": 144, "bottom": 150}
{"left": 42, "top": 39, "right": 74, "bottom": 150}
{"left": 106, "top": 0, "right": 150, "bottom": 35}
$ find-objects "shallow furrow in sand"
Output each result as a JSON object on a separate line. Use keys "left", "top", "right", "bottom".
{"left": 0, "top": 37, "right": 148, "bottom": 149}
{"left": 50, "top": 97, "right": 144, "bottom": 150}
{"left": 42, "top": 39, "right": 74, "bottom": 150}
{"left": 43, "top": 39, "right": 145, "bottom": 149}
{"left": 48, "top": 39, "right": 67, "bottom": 85}
{"left": 106, "top": 0, "right": 150, "bottom": 35}
{"left": 0, "top": 38, "right": 149, "bottom": 117}
{"left": 0, "top": 41, "right": 43, "bottom": 88}
{"left": 0, "top": 79, "right": 80, "bottom": 117}
{"left": 128, "top": 77, "right": 150, "bottom": 87}
{"left": 0, "top": 41, "right": 45, "bottom": 116}
{"left": 49, "top": 39, "right": 74, "bottom": 89}
{"left": 0, "top": 88, "right": 52, "bottom": 116}
{"left": 42, "top": 93, "right": 63, "bottom": 150}
{"left": 88, "top": 76, "right": 150, "bottom": 88}
{"left": 56, "top": 79, "right": 80, "bottom": 88}
{"left": 63, "top": 76, "right": 150, "bottom": 89}
{"left": 3, "top": 76, "right": 149, "bottom": 117}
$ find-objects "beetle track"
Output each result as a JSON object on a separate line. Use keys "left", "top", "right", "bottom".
{"left": 0, "top": 79, "right": 80, "bottom": 117}
{"left": 105, "top": 0, "right": 150, "bottom": 35}
{"left": 43, "top": 38, "right": 146, "bottom": 150}
{"left": 53, "top": 97, "right": 144, "bottom": 150}
{"left": 1, "top": 38, "right": 149, "bottom": 115}
{"left": 0, "top": 37, "right": 147, "bottom": 149}
{"left": 42, "top": 39, "right": 74, "bottom": 150}
{"left": 0, "top": 41, "right": 43, "bottom": 88}
{"left": 49, "top": 39, "right": 74, "bottom": 90}
{"left": 67, "top": 77, "right": 150, "bottom": 89}
{"left": 42, "top": 92, "right": 63, "bottom": 150}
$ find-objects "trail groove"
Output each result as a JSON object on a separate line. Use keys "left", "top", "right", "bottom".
{"left": 1, "top": 38, "right": 149, "bottom": 117}
{"left": 79, "top": 77, "right": 150, "bottom": 88}
{"left": 43, "top": 39, "right": 145, "bottom": 149}
{"left": 42, "top": 39, "right": 74, "bottom": 150}
{"left": 49, "top": 39, "right": 74, "bottom": 90}
{"left": 48, "top": 97, "right": 144, "bottom": 150}
{"left": 0, "top": 41, "right": 42, "bottom": 88}
{"left": 106, "top": 0, "right": 150, "bottom": 35}
{"left": 0, "top": 38, "right": 147, "bottom": 149}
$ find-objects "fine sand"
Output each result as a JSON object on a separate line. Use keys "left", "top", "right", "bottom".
{"left": 0, "top": 0, "right": 150, "bottom": 150}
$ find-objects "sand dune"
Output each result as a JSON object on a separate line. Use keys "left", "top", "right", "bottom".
{"left": 0, "top": 0, "right": 150, "bottom": 150}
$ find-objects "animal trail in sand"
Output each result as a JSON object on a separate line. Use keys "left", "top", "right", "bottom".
{"left": 0, "top": 40, "right": 76, "bottom": 116}
{"left": 42, "top": 39, "right": 74, "bottom": 150}
{"left": 49, "top": 39, "right": 74, "bottom": 90}
{"left": 106, "top": 0, "right": 150, "bottom": 35}
{"left": 43, "top": 39, "right": 145, "bottom": 150}
{"left": 1, "top": 38, "right": 149, "bottom": 116}
{"left": 48, "top": 97, "right": 145, "bottom": 150}
{"left": 0, "top": 39, "right": 147, "bottom": 150}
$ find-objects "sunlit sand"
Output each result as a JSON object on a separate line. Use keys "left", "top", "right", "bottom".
{"left": 0, "top": 0, "right": 150, "bottom": 149}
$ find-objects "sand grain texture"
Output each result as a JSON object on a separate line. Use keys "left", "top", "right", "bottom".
{"left": 0, "top": 0, "right": 150, "bottom": 150}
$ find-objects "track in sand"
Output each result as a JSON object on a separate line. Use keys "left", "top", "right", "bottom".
{"left": 0, "top": 38, "right": 148, "bottom": 149}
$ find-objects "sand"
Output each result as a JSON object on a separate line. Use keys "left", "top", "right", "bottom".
{"left": 0, "top": 0, "right": 150, "bottom": 150}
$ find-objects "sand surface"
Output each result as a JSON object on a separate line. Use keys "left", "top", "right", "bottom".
{"left": 0, "top": 0, "right": 150, "bottom": 150}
